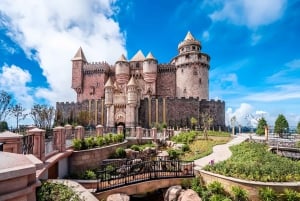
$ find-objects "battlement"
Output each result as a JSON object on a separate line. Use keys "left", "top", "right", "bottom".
{"left": 83, "top": 62, "right": 111, "bottom": 74}
{"left": 157, "top": 64, "right": 176, "bottom": 73}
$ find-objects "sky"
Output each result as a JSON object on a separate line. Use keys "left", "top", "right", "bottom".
{"left": 0, "top": 0, "right": 300, "bottom": 128}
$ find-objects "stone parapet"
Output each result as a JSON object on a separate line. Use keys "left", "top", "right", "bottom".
{"left": 27, "top": 128, "right": 45, "bottom": 162}
{"left": 0, "top": 131, "right": 22, "bottom": 154}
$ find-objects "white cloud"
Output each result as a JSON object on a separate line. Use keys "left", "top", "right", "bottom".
{"left": 202, "top": 31, "right": 210, "bottom": 41}
{"left": 0, "top": 64, "right": 34, "bottom": 108}
{"left": 0, "top": 0, "right": 126, "bottom": 105}
{"left": 245, "top": 84, "right": 300, "bottom": 102}
{"left": 226, "top": 103, "right": 254, "bottom": 126}
{"left": 209, "top": 0, "right": 286, "bottom": 29}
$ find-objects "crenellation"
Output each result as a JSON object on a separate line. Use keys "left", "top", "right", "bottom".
{"left": 58, "top": 31, "right": 225, "bottom": 129}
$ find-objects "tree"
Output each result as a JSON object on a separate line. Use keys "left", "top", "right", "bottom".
{"left": 297, "top": 122, "right": 300, "bottom": 134}
{"left": 30, "top": 104, "right": 55, "bottom": 129}
{"left": 274, "top": 114, "right": 289, "bottom": 137}
{"left": 77, "top": 111, "right": 90, "bottom": 127}
{"left": 9, "top": 103, "right": 28, "bottom": 130}
{"left": 0, "top": 121, "right": 8, "bottom": 132}
{"left": 256, "top": 117, "right": 268, "bottom": 136}
{"left": 0, "top": 90, "right": 12, "bottom": 121}
{"left": 201, "top": 112, "right": 214, "bottom": 140}
{"left": 190, "top": 117, "right": 198, "bottom": 130}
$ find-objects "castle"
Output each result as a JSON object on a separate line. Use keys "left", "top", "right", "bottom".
{"left": 56, "top": 32, "right": 225, "bottom": 130}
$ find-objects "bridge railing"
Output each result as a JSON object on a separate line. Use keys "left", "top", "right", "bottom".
{"left": 96, "top": 159, "right": 194, "bottom": 192}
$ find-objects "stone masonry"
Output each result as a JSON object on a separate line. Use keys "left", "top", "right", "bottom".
{"left": 56, "top": 31, "right": 225, "bottom": 129}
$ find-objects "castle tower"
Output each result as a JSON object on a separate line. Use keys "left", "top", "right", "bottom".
{"left": 126, "top": 76, "right": 138, "bottom": 127}
{"left": 115, "top": 54, "right": 130, "bottom": 85}
{"left": 143, "top": 52, "right": 157, "bottom": 96}
{"left": 172, "top": 31, "right": 210, "bottom": 99}
{"left": 71, "top": 47, "right": 87, "bottom": 95}
{"left": 104, "top": 77, "right": 114, "bottom": 127}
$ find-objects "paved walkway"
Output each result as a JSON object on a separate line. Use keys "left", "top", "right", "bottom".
{"left": 194, "top": 134, "right": 256, "bottom": 169}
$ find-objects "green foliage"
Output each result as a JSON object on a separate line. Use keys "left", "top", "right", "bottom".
{"left": 130, "top": 144, "right": 141, "bottom": 151}
{"left": 0, "top": 121, "right": 8, "bottom": 132}
{"left": 204, "top": 142, "right": 300, "bottom": 182}
{"left": 72, "top": 133, "right": 124, "bottom": 151}
{"left": 297, "top": 122, "right": 300, "bottom": 134}
{"left": 171, "top": 131, "right": 197, "bottom": 144}
{"left": 190, "top": 177, "right": 203, "bottom": 196}
{"left": 231, "top": 186, "right": 248, "bottom": 201}
{"left": 37, "top": 181, "right": 81, "bottom": 201}
{"left": 181, "top": 178, "right": 192, "bottom": 189}
{"left": 274, "top": 114, "right": 289, "bottom": 135}
{"left": 209, "top": 194, "right": 231, "bottom": 201}
{"left": 207, "top": 181, "right": 225, "bottom": 195}
{"left": 256, "top": 117, "right": 268, "bottom": 136}
{"left": 181, "top": 144, "right": 190, "bottom": 152}
{"left": 115, "top": 147, "right": 126, "bottom": 158}
{"left": 280, "top": 188, "right": 300, "bottom": 201}
{"left": 84, "top": 170, "right": 97, "bottom": 180}
{"left": 167, "top": 149, "right": 181, "bottom": 160}
{"left": 72, "top": 139, "right": 82, "bottom": 151}
{"left": 258, "top": 187, "right": 277, "bottom": 201}
{"left": 190, "top": 117, "right": 198, "bottom": 129}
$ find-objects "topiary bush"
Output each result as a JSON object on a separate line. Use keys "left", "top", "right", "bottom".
{"left": 130, "top": 144, "right": 140, "bottom": 151}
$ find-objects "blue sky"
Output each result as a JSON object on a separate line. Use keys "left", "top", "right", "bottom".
{"left": 0, "top": 0, "right": 300, "bottom": 127}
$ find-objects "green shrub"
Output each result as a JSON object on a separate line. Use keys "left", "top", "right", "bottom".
{"left": 181, "top": 178, "right": 192, "bottom": 189}
{"left": 84, "top": 137, "right": 94, "bottom": 149}
{"left": 72, "top": 139, "right": 82, "bottom": 151}
{"left": 191, "top": 177, "right": 203, "bottom": 196}
{"left": 207, "top": 181, "right": 225, "bottom": 195}
{"left": 258, "top": 187, "right": 277, "bottom": 201}
{"left": 182, "top": 144, "right": 190, "bottom": 152}
{"left": 96, "top": 136, "right": 104, "bottom": 146}
{"left": 209, "top": 194, "right": 231, "bottom": 201}
{"left": 280, "top": 188, "right": 300, "bottom": 201}
{"left": 115, "top": 147, "right": 126, "bottom": 158}
{"left": 37, "top": 181, "right": 80, "bottom": 201}
{"left": 84, "top": 170, "right": 97, "bottom": 180}
{"left": 168, "top": 149, "right": 181, "bottom": 160}
{"left": 130, "top": 144, "right": 140, "bottom": 151}
{"left": 231, "top": 186, "right": 248, "bottom": 201}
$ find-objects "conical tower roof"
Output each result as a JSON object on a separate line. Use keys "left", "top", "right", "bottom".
{"left": 72, "top": 47, "right": 87, "bottom": 62}
{"left": 117, "top": 54, "right": 127, "bottom": 62}
{"left": 184, "top": 31, "right": 196, "bottom": 41}
{"left": 130, "top": 50, "right": 145, "bottom": 61}
{"left": 127, "top": 76, "right": 137, "bottom": 86}
{"left": 104, "top": 77, "right": 113, "bottom": 88}
{"left": 145, "top": 52, "right": 156, "bottom": 60}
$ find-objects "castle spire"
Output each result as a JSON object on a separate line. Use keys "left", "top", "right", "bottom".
{"left": 127, "top": 76, "right": 137, "bottom": 86}
{"left": 130, "top": 50, "right": 145, "bottom": 61}
{"left": 145, "top": 52, "right": 156, "bottom": 60}
{"left": 104, "top": 77, "right": 113, "bottom": 88}
{"left": 117, "top": 54, "right": 127, "bottom": 62}
{"left": 184, "top": 31, "right": 195, "bottom": 41}
{"left": 72, "top": 47, "right": 87, "bottom": 62}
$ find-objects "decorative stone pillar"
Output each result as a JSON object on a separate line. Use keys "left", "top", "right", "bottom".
{"left": 64, "top": 124, "right": 72, "bottom": 137}
{"left": 27, "top": 128, "right": 45, "bottom": 162}
{"left": 53, "top": 126, "right": 66, "bottom": 152}
{"left": 151, "top": 127, "right": 157, "bottom": 142}
{"left": 75, "top": 126, "right": 84, "bottom": 140}
{"left": 96, "top": 125, "right": 104, "bottom": 137}
{"left": 0, "top": 131, "right": 22, "bottom": 154}
{"left": 117, "top": 125, "right": 123, "bottom": 135}
{"left": 136, "top": 127, "right": 142, "bottom": 141}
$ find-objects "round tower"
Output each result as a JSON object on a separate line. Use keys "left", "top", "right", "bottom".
{"left": 143, "top": 52, "right": 157, "bottom": 83}
{"left": 127, "top": 76, "right": 138, "bottom": 105}
{"left": 104, "top": 77, "right": 113, "bottom": 105}
{"left": 115, "top": 54, "right": 130, "bottom": 84}
{"left": 171, "top": 31, "right": 210, "bottom": 99}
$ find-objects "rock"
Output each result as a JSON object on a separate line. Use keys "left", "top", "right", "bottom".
{"left": 164, "top": 185, "right": 182, "bottom": 201}
{"left": 178, "top": 189, "right": 202, "bottom": 201}
{"left": 173, "top": 143, "right": 185, "bottom": 150}
{"left": 107, "top": 193, "right": 130, "bottom": 201}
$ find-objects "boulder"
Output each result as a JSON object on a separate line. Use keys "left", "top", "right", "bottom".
{"left": 173, "top": 143, "right": 185, "bottom": 150}
{"left": 107, "top": 193, "right": 130, "bottom": 201}
{"left": 178, "top": 189, "right": 202, "bottom": 201}
{"left": 164, "top": 185, "right": 182, "bottom": 201}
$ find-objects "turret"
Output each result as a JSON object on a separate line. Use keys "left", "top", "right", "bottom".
{"left": 115, "top": 54, "right": 130, "bottom": 84}
{"left": 104, "top": 77, "right": 113, "bottom": 105}
{"left": 172, "top": 31, "right": 209, "bottom": 100}
{"left": 71, "top": 47, "right": 87, "bottom": 95}
{"left": 127, "top": 76, "right": 137, "bottom": 105}
{"left": 143, "top": 52, "right": 157, "bottom": 83}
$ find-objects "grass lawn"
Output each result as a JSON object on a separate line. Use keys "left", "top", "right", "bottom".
{"left": 180, "top": 136, "right": 232, "bottom": 161}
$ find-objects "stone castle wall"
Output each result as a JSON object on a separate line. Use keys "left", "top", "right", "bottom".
{"left": 56, "top": 97, "right": 225, "bottom": 129}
